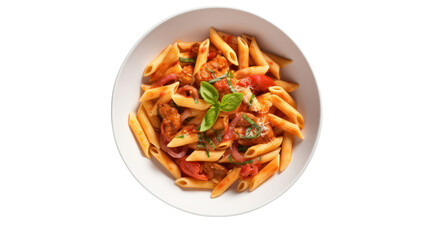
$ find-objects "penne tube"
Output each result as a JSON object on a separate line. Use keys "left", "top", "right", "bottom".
{"left": 249, "top": 37, "right": 268, "bottom": 67}
{"left": 171, "top": 94, "right": 211, "bottom": 110}
{"left": 264, "top": 52, "right": 293, "bottom": 68}
{"left": 149, "top": 146, "right": 181, "bottom": 179}
{"left": 241, "top": 34, "right": 252, "bottom": 44}
{"left": 141, "top": 84, "right": 152, "bottom": 92}
{"left": 271, "top": 95, "right": 304, "bottom": 129}
{"left": 218, "top": 147, "right": 281, "bottom": 164}
{"left": 211, "top": 167, "right": 241, "bottom": 198}
{"left": 243, "top": 136, "right": 283, "bottom": 158}
{"left": 268, "top": 86, "right": 297, "bottom": 109}
{"left": 234, "top": 65, "right": 269, "bottom": 79}
{"left": 268, "top": 113, "right": 303, "bottom": 139}
{"left": 150, "top": 88, "right": 174, "bottom": 116}
{"left": 217, "top": 31, "right": 238, "bottom": 45}
{"left": 210, "top": 27, "right": 238, "bottom": 66}
{"left": 167, "top": 132, "right": 199, "bottom": 148}
{"left": 186, "top": 150, "right": 226, "bottom": 162}
{"left": 142, "top": 100, "right": 160, "bottom": 129}
{"left": 249, "top": 155, "right": 279, "bottom": 191}
{"left": 280, "top": 133, "right": 293, "bottom": 172}
{"left": 175, "top": 177, "right": 216, "bottom": 189}
{"left": 193, "top": 38, "right": 210, "bottom": 79}
{"left": 274, "top": 80, "right": 299, "bottom": 92}
{"left": 128, "top": 112, "right": 151, "bottom": 157}
{"left": 139, "top": 82, "right": 180, "bottom": 102}
{"left": 237, "top": 36, "right": 249, "bottom": 70}
{"left": 143, "top": 45, "right": 172, "bottom": 77}
{"left": 177, "top": 41, "right": 200, "bottom": 52}
{"left": 240, "top": 87, "right": 260, "bottom": 111}
{"left": 237, "top": 177, "right": 253, "bottom": 192}
{"left": 188, "top": 142, "right": 215, "bottom": 151}
{"left": 217, "top": 139, "right": 233, "bottom": 150}
{"left": 163, "top": 62, "right": 183, "bottom": 76}
{"left": 137, "top": 103, "right": 160, "bottom": 149}
{"left": 151, "top": 42, "right": 180, "bottom": 81}
{"left": 262, "top": 52, "right": 280, "bottom": 79}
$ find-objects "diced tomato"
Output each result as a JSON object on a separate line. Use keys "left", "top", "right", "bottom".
{"left": 207, "top": 50, "right": 217, "bottom": 60}
{"left": 179, "top": 157, "right": 208, "bottom": 180}
{"left": 237, "top": 74, "right": 275, "bottom": 93}
{"left": 201, "top": 46, "right": 206, "bottom": 53}
{"left": 240, "top": 163, "right": 259, "bottom": 178}
{"left": 213, "top": 79, "right": 230, "bottom": 94}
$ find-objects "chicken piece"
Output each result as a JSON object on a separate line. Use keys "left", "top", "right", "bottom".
{"left": 158, "top": 103, "right": 181, "bottom": 141}
{"left": 176, "top": 65, "right": 194, "bottom": 86}
{"left": 201, "top": 162, "right": 228, "bottom": 182}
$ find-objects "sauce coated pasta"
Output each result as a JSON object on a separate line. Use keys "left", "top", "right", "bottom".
{"left": 129, "top": 27, "right": 303, "bottom": 198}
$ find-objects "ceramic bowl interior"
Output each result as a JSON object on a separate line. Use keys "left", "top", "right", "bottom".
{"left": 112, "top": 7, "right": 321, "bottom": 216}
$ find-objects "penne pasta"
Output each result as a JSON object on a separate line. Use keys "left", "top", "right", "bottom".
{"left": 264, "top": 52, "right": 293, "bottom": 68}
{"left": 218, "top": 147, "right": 281, "bottom": 164}
{"left": 274, "top": 80, "right": 299, "bottom": 92}
{"left": 128, "top": 112, "right": 151, "bottom": 157}
{"left": 141, "top": 84, "right": 152, "bottom": 92}
{"left": 186, "top": 150, "right": 226, "bottom": 162}
{"left": 167, "top": 132, "right": 199, "bottom": 148}
{"left": 151, "top": 42, "right": 180, "bottom": 81}
{"left": 137, "top": 103, "right": 160, "bottom": 149}
{"left": 280, "top": 133, "right": 293, "bottom": 172}
{"left": 237, "top": 36, "right": 249, "bottom": 70}
{"left": 249, "top": 155, "right": 279, "bottom": 191}
{"left": 268, "top": 113, "right": 304, "bottom": 139}
{"left": 149, "top": 146, "right": 181, "bottom": 179}
{"left": 193, "top": 38, "right": 210, "bottom": 79}
{"left": 175, "top": 177, "right": 216, "bottom": 189}
{"left": 237, "top": 177, "right": 253, "bottom": 192}
{"left": 142, "top": 100, "right": 160, "bottom": 129}
{"left": 130, "top": 28, "right": 304, "bottom": 198}
{"left": 244, "top": 136, "right": 283, "bottom": 158}
{"left": 271, "top": 94, "right": 304, "bottom": 129}
{"left": 171, "top": 94, "right": 211, "bottom": 110}
{"left": 249, "top": 37, "right": 268, "bottom": 67}
{"left": 268, "top": 86, "right": 297, "bottom": 109}
{"left": 139, "top": 82, "right": 180, "bottom": 102}
{"left": 143, "top": 45, "right": 172, "bottom": 77}
{"left": 262, "top": 52, "right": 280, "bottom": 79}
{"left": 177, "top": 41, "right": 200, "bottom": 52}
{"left": 150, "top": 88, "right": 174, "bottom": 116}
{"left": 210, "top": 27, "right": 238, "bottom": 66}
{"left": 211, "top": 167, "right": 241, "bottom": 198}
{"left": 235, "top": 65, "right": 269, "bottom": 79}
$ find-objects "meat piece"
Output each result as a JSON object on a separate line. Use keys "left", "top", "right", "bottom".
{"left": 236, "top": 113, "right": 275, "bottom": 146}
{"left": 201, "top": 162, "right": 228, "bottom": 181}
{"left": 195, "top": 55, "right": 229, "bottom": 85}
{"left": 176, "top": 65, "right": 194, "bottom": 86}
{"left": 159, "top": 103, "right": 182, "bottom": 141}
{"left": 236, "top": 113, "right": 257, "bottom": 127}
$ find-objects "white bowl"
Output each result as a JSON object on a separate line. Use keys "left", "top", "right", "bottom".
{"left": 112, "top": 7, "right": 321, "bottom": 216}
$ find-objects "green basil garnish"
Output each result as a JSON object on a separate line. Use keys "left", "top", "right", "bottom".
{"left": 219, "top": 92, "right": 243, "bottom": 112}
{"left": 179, "top": 57, "right": 196, "bottom": 63}
{"left": 206, "top": 67, "right": 216, "bottom": 78}
{"left": 198, "top": 81, "right": 243, "bottom": 132}
{"left": 203, "top": 132, "right": 216, "bottom": 149}
{"left": 240, "top": 114, "right": 262, "bottom": 139}
{"left": 248, "top": 94, "right": 255, "bottom": 106}
{"left": 175, "top": 135, "right": 185, "bottom": 139}
{"left": 228, "top": 155, "right": 254, "bottom": 165}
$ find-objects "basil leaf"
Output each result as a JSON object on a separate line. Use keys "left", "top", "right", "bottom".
{"left": 199, "top": 81, "right": 219, "bottom": 105}
{"left": 208, "top": 73, "right": 227, "bottom": 84}
{"left": 219, "top": 92, "right": 243, "bottom": 112}
{"left": 203, "top": 132, "right": 216, "bottom": 149}
{"left": 175, "top": 135, "right": 185, "bottom": 139}
{"left": 179, "top": 57, "right": 196, "bottom": 63}
{"left": 199, "top": 106, "right": 220, "bottom": 132}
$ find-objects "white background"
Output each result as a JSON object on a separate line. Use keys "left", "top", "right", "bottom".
{"left": 1, "top": 0, "right": 428, "bottom": 239}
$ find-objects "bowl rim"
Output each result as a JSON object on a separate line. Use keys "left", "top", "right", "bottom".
{"left": 111, "top": 6, "right": 323, "bottom": 217}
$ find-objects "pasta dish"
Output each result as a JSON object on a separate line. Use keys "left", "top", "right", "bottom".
{"left": 128, "top": 27, "right": 304, "bottom": 198}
